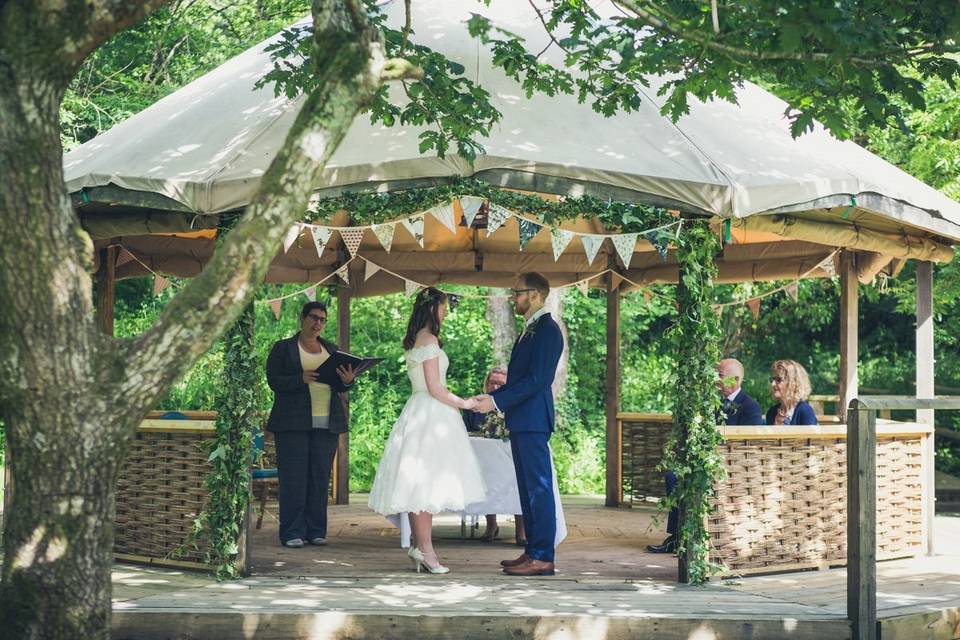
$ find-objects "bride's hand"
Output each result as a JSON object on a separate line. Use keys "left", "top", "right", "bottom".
{"left": 461, "top": 397, "right": 478, "bottom": 410}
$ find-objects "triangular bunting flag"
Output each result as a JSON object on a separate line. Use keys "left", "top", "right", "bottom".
{"left": 611, "top": 233, "right": 638, "bottom": 269}
{"left": 405, "top": 279, "right": 420, "bottom": 297}
{"left": 819, "top": 255, "right": 837, "bottom": 277}
{"left": 747, "top": 298, "right": 761, "bottom": 319}
{"left": 642, "top": 289, "right": 652, "bottom": 303}
{"left": 310, "top": 226, "right": 333, "bottom": 259}
{"left": 401, "top": 214, "right": 425, "bottom": 247}
{"left": 576, "top": 280, "right": 589, "bottom": 296}
{"left": 372, "top": 223, "right": 395, "bottom": 252}
{"left": 335, "top": 264, "right": 350, "bottom": 285}
{"left": 115, "top": 247, "right": 135, "bottom": 267}
{"left": 785, "top": 282, "right": 799, "bottom": 302}
{"left": 643, "top": 229, "right": 671, "bottom": 260}
{"left": 581, "top": 234, "right": 605, "bottom": 266}
{"left": 429, "top": 201, "right": 458, "bottom": 234}
{"left": 610, "top": 273, "right": 625, "bottom": 290}
{"left": 283, "top": 224, "right": 303, "bottom": 253}
{"left": 339, "top": 227, "right": 364, "bottom": 258}
{"left": 486, "top": 204, "right": 511, "bottom": 236}
{"left": 517, "top": 219, "right": 543, "bottom": 251}
{"left": 364, "top": 260, "right": 381, "bottom": 281}
{"left": 551, "top": 228, "right": 574, "bottom": 261}
{"left": 459, "top": 196, "right": 485, "bottom": 227}
{"left": 303, "top": 286, "right": 316, "bottom": 302}
{"left": 269, "top": 298, "right": 283, "bottom": 320}
{"left": 153, "top": 274, "right": 169, "bottom": 295}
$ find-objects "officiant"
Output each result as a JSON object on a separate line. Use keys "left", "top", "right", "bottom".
{"left": 265, "top": 301, "right": 356, "bottom": 548}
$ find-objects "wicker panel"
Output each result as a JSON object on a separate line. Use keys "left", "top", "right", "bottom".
{"left": 621, "top": 419, "right": 671, "bottom": 504}
{"left": 114, "top": 430, "right": 214, "bottom": 563}
{"left": 709, "top": 436, "right": 923, "bottom": 573}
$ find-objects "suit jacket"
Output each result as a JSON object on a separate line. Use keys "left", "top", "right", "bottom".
{"left": 265, "top": 334, "right": 350, "bottom": 434}
{"left": 721, "top": 390, "right": 763, "bottom": 425}
{"left": 765, "top": 400, "right": 818, "bottom": 426}
{"left": 490, "top": 313, "right": 564, "bottom": 433}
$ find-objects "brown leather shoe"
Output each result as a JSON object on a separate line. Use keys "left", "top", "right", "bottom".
{"left": 500, "top": 553, "right": 529, "bottom": 567}
{"left": 503, "top": 558, "right": 555, "bottom": 576}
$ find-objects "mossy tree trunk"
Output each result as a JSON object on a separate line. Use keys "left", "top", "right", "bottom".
{"left": 0, "top": 2, "right": 410, "bottom": 638}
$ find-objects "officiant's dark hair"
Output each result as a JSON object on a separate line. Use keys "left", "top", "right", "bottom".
{"left": 403, "top": 287, "right": 447, "bottom": 350}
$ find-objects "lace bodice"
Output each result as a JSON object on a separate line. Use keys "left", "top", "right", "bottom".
{"left": 405, "top": 344, "right": 448, "bottom": 393}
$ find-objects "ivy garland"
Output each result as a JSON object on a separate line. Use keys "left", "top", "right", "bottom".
{"left": 307, "top": 177, "right": 674, "bottom": 232}
{"left": 662, "top": 219, "right": 725, "bottom": 584}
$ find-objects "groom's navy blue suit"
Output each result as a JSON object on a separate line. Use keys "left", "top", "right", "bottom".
{"left": 491, "top": 312, "right": 564, "bottom": 563}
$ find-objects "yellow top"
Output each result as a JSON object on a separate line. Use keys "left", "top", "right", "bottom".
{"left": 299, "top": 342, "right": 331, "bottom": 427}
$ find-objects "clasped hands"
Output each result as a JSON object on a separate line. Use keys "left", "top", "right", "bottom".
{"left": 463, "top": 394, "right": 496, "bottom": 413}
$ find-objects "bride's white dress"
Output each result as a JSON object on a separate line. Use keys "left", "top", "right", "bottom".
{"left": 368, "top": 343, "right": 487, "bottom": 514}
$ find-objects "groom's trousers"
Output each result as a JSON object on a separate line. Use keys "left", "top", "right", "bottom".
{"left": 510, "top": 431, "right": 556, "bottom": 563}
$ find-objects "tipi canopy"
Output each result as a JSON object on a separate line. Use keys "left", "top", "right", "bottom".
{"left": 64, "top": 0, "right": 960, "bottom": 294}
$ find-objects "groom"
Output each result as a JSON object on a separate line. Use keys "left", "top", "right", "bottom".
{"left": 473, "top": 272, "right": 564, "bottom": 576}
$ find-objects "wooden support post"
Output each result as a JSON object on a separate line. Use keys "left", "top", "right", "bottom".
{"left": 847, "top": 400, "right": 877, "bottom": 640}
{"left": 94, "top": 245, "right": 117, "bottom": 335}
{"left": 838, "top": 251, "right": 859, "bottom": 421}
{"left": 605, "top": 274, "right": 622, "bottom": 507}
{"left": 916, "top": 261, "right": 935, "bottom": 555}
{"left": 335, "top": 282, "right": 351, "bottom": 505}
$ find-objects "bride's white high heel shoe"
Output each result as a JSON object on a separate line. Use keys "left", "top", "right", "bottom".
{"left": 409, "top": 547, "right": 449, "bottom": 574}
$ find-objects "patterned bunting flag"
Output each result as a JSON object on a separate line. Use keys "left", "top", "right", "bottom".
{"left": 269, "top": 298, "right": 283, "bottom": 320}
{"left": 372, "top": 223, "right": 395, "bottom": 252}
{"left": 115, "top": 247, "right": 135, "bottom": 267}
{"left": 643, "top": 228, "right": 671, "bottom": 259}
{"left": 517, "top": 219, "right": 543, "bottom": 251}
{"left": 364, "top": 259, "right": 381, "bottom": 281}
{"left": 785, "top": 282, "right": 799, "bottom": 302}
{"left": 550, "top": 228, "right": 574, "bottom": 261}
{"left": 283, "top": 224, "right": 303, "bottom": 253}
{"left": 429, "top": 201, "right": 458, "bottom": 234}
{"left": 303, "top": 286, "right": 316, "bottom": 302}
{"left": 819, "top": 255, "right": 837, "bottom": 277}
{"left": 576, "top": 280, "right": 589, "bottom": 296}
{"left": 580, "top": 234, "right": 605, "bottom": 266}
{"left": 405, "top": 279, "right": 420, "bottom": 297}
{"left": 611, "top": 233, "right": 638, "bottom": 269}
{"left": 459, "top": 196, "right": 485, "bottom": 227}
{"left": 747, "top": 298, "right": 761, "bottom": 319}
{"left": 310, "top": 226, "right": 333, "bottom": 259}
{"left": 153, "top": 274, "right": 169, "bottom": 295}
{"left": 401, "top": 214, "right": 425, "bottom": 247}
{"left": 339, "top": 227, "right": 365, "bottom": 258}
{"left": 335, "top": 264, "right": 350, "bottom": 285}
{"left": 485, "top": 204, "right": 511, "bottom": 236}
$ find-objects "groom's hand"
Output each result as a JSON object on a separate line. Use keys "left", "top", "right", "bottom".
{"left": 472, "top": 394, "right": 496, "bottom": 413}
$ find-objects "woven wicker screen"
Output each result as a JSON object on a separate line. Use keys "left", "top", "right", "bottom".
{"left": 621, "top": 417, "right": 671, "bottom": 503}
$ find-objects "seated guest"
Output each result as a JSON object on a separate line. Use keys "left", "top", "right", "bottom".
{"left": 462, "top": 365, "right": 525, "bottom": 544}
{"left": 766, "top": 359, "right": 818, "bottom": 426}
{"left": 648, "top": 358, "right": 760, "bottom": 554}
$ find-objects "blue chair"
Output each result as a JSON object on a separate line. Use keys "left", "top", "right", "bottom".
{"left": 251, "top": 432, "right": 279, "bottom": 529}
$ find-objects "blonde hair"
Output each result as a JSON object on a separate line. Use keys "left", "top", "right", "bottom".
{"left": 771, "top": 359, "right": 812, "bottom": 405}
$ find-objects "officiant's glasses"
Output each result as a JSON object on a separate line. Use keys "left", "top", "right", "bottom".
{"left": 307, "top": 313, "right": 327, "bottom": 324}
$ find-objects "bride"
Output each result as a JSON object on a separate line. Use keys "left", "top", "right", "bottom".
{"left": 368, "top": 287, "right": 487, "bottom": 574}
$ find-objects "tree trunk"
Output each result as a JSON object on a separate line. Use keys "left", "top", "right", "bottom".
{"left": 0, "top": 2, "right": 405, "bottom": 637}
{"left": 486, "top": 289, "right": 518, "bottom": 368}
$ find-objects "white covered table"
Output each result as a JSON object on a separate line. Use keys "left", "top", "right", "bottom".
{"left": 390, "top": 437, "right": 567, "bottom": 547}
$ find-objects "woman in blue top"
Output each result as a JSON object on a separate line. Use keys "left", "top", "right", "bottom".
{"left": 765, "top": 359, "right": 818, "bottom": 426}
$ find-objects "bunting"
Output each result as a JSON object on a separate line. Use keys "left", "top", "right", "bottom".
{"left": 486, "top": 204, "right": 511, "bottom": 236}
{"left": 643, "top": 228, "right": 671, "bottom": 259}
{"left": 335, "top": 264, "right": 350, "bottom": 285}
{"left": 642, "top": 289, "right": 652, "bottom": 303}
{"left": 372, "top": 223, "right": 395, "bottom": 252}
{"left": 115, "top": 247, "right": 135, "bottom": 267}
{"left": 611, "top": 233, "right": 638, "bottom": 269}
{"left": 785, "top": 282, "right": 799, "bottom": 302}
{"left": 581, "top": 234, "right": 605, "bottom": 266}
{"left": 405, "top": 279, "right": 420, "bottom": 297}
{"left": 576, "top": 280, "right": 589, "bottom": 296}
{"left": 401, "top": 214, "right": 425, "bottom": 247}
{"left": 551, "top": 228, "right": 574, "bottom": 261}
{"left": 153, "top": 274, "right": 170, "bottom": 295}
{"left": 429, "top": 201, "right": 457, "bottom": 234}
{"left": 819, "top": 255, "right": 837, "bottom": 277}
{"left": 339, "top": 227, "right": 365, "bottom": 258}
{"left": 459, "top": 196, "right": 485, "bottom": 227}
{"left": 303, "top": 286, "right": 316, "bottom": 302}
{"left": 518, "top": 219, "right": 543, "bottom": 251}
{"left": 610, "top": 273, "right": 625, "bottom": 290}
{"left": 311, "top": 226, "right": 333, "bottom": 259}
{"left": 269, "top": 298, "right": 283, "bottom": 320}
{"left": 364, "top": 260, "right": 381, "bottom": 281}
{"left": 747, "top": 298, "right": 761, "bottom": 319}
{"left": 283, "top": 224, "right": 303, "bottom": 253}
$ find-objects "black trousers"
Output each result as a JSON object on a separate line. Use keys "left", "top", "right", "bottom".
{"left": 274, "top": 429, "right": 340, "bottom": 544}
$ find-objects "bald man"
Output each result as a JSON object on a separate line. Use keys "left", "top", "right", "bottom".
{"left": 647, "top": 358, "right": 763, "bottom": 554}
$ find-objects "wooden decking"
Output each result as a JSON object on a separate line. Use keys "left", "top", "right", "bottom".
{"left": 110, "top": 497, "right": 960, "bottom": 640}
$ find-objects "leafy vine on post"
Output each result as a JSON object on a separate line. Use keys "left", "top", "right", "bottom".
{"left": 663, "top": 219, "right": 724, "bottom": 584}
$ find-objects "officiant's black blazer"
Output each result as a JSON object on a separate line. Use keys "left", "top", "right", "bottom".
{"left": 265, "top": 334, "right": 350, "bottom": 434}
